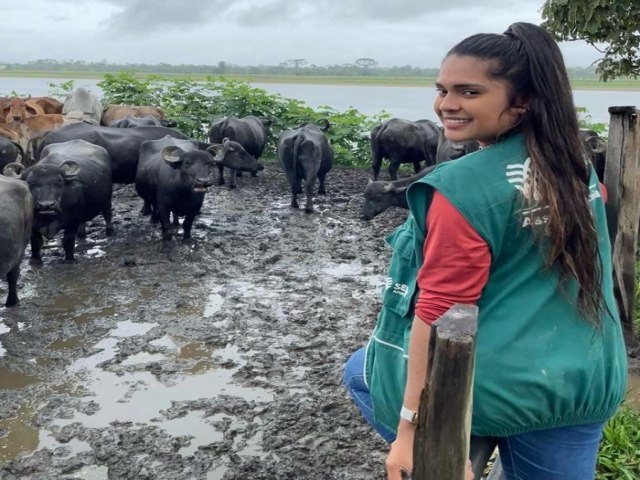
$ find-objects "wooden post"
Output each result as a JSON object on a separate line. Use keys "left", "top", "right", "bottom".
{"left": 412, "top": 304, "right": 478, "bottom": 480}
{"left": 604, "top": 106, "right": 640, "bottom": 340}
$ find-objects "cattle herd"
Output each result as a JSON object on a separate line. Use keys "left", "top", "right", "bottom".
{"left": 0, "top": 87, "right": 609, "bottom": 309}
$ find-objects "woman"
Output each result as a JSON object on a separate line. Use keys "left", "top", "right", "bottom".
{"left": 344, "top": 22, "right": 627, "bottom": 480}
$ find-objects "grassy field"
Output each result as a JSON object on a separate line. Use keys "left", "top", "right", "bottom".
{"left": 2, "top": 70, "right": 640, "bottom": 90}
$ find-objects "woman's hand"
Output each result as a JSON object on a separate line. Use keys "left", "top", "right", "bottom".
{"left": 386, "top": 422, "right": 415, "bottom": 480}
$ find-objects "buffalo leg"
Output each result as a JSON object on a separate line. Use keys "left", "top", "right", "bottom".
{"left": 5, "top": 265, "right": 20, "bottom": 307}
{"left": 217, "top": 164, "right": 225, "bottom": 186}
{"left": 229, "top": 168, "right": 237, "bottom": 189}
{"left": 388, "top": 162, "right": 400, "bottom": 181}
{"left": 62, "top": 228, "right": 78, "bottom": 263}
{"left": 182, "top": 212, "right": 196, "bottom": 242}
{"left": 141, "top": 200, "right": 152, "bottom": 215}
{"left": 304, "top": 176, "right": 316, "bottom": 213}
{"left": 317, "top": 173, "right": 327, "bottom": 195}
{"left": 77, "top": 223, "right": 87, "bottom": 239}
{"left": 413, "top": 160, "right": 422, "bottom": 174}
{"left": 158, "top": 205, "right": 173, "bottom": 242}
{"left": 30, "top": 231, "right": 44, "bottom": 266}
{"left": 104, "top": 204, "right": 114, "bottom": 236}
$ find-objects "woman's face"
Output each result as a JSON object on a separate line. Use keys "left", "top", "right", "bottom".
{"left": 434, "top": 55, "right": 525, "bottom": 147}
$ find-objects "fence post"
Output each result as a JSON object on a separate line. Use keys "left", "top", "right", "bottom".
{"left": 412, "top": 303, "right": 478, "bottom": 480}
{"left": 604, "top": 106, "right": 640, "bottom": 340}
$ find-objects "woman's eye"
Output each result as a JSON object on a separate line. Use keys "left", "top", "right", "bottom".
{"left": 462, "top": 89, "right": 477, "bottom": 96}
{"left": 435, "top": 87, "right": 447, "bottom": 96}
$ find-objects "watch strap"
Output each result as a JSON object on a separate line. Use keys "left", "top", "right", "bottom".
{"left": 400, "top": 405, "right": 418, "bottom": 425}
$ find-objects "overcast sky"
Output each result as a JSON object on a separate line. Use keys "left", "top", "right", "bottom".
{"left": 3, "top": 0, "right": 601, "bottom": 68}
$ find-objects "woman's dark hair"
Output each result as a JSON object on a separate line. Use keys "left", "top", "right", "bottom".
{"left": 446, "top": 22, "right": 604, "bottom": 324}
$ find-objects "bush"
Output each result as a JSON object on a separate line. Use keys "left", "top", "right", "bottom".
{"left": 91, "top": 72, "right": 390, "bottom": 167}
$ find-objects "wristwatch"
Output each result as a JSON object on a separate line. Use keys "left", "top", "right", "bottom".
{"left": 400, "top": 405, "right": 418, "bottom": 425}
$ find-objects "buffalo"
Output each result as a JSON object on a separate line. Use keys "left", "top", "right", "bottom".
{"left": 277, "top": 122, "right": 333, "bottom": 213}
{"left": 209, "top": 115, "right": 271, "bottom": 182}
{"left": 0, "top": 167, "right": 33, "bottom": 306}
{"left": 20, "top": 139, "right": 113, "bottom": 264}
{"left": 136, "top": 136, "right": 222, "bottom": 242}
{"left": 371, "top": 118, "right": 440, "bottom": 180}
{"left": 213, "top": 138, "right": 264, "bottom": 189}
{"left": 0, "top": 137, "right": 24, "bottom": 172}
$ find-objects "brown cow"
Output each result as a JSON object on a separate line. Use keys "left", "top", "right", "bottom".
{"left": 0, "top": 114, "right": 65, "bottom": 163}
{"left": 26, "top": 97, "right": 63, "bottom": 115}
{"left": 101, "top": 104, "right": 165, "bottom": 126}
{"left": 0, "top": 97, "right": 45, "bottom": 122}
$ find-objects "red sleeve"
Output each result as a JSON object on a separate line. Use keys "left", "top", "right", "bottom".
{"left": 415, "top": 191, "right": 491, "bottom": 325}
{"left": 599, "top": 182, "right": 608, "bottom": 204}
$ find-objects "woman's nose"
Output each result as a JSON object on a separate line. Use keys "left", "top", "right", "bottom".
{"left": 438, "top": 93, "right": 460, "bottom": 111}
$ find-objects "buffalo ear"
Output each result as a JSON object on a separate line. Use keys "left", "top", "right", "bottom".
{"left": 3, "top": 162, "right": 24, "bottom": 178}
{"left": 161, "top": 146, "right": 184, "bottom": 164}
{"left": 61, "top": 160, "right": 80, "bottom": 180}
{"left": 206, "top": 144, "right": 225, "bottom": 161}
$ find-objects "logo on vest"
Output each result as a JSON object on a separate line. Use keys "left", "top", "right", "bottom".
{"left": 385, "top": 277, "right": 409, "bottom": 297}
{"left": 506, "top": 158, "right": 547, "bottom": 227}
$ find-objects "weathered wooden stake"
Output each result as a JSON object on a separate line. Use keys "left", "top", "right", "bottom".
{"left": 604, "top": 106, "right": 640, "bottom": 340}
{"left": 412, "top": 304, "right": 478, "bottom": 480}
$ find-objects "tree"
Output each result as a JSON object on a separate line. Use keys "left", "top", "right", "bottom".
{"left": 355, "top": 58, "right": 378, "bottom": 69}
{"left": 285, "top": 58, "right": 308, "bottom": 69}
{"left": 541, "top": 1, "right": 640, "bottom": 81}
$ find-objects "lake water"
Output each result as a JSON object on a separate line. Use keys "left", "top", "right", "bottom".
{"left": 1, "top": 77, "right": 640, "bottom": 125}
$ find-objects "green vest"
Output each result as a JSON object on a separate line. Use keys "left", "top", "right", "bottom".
{"left": 365, "top": 133, "right": 628, "bottom": 437}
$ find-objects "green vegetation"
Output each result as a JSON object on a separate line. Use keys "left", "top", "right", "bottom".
{"left": 597, "top": 406, "right": 640, "bottom": 479}
{"left": 542, "top": 2, "right": 640, "bottom": 81}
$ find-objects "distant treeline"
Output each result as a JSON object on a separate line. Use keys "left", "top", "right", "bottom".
{"left": 0, "top": 58, "right": 601, "bottom": 80}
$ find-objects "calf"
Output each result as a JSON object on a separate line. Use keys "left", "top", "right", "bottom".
{"left": 0, "top": 167, "right": 33, "bottom": 306}
{"left": 214, "top": 138, "right": 264, "bottom": 189}
{"left": 136, "top": 136, "right": 221, "bottom": 242}
{"left": 21, "top": 139, "right": 113, "bottom": 264}
{"left": 277, "top": 123, "right": 333, "bottom": 213}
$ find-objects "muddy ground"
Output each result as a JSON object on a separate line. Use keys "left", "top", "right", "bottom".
{"left": 1, "top": 163, "right": 638, "bottom": 480}
{"left": 0, "top": 163, "right": 409, "bottom": 480}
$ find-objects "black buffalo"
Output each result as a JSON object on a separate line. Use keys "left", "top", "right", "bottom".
{"left": 277, "top": 123, "right": 333, "bottom": 213}
{"left": 434, "top": 129, "right": 480, "bottom": 164}
{"left": 21, "top": 139, "right": 113, "bottom": 264}
{"left": 109, "top": 115, "right": 163, "bottom": 128}
{"left": 136, "top": 136, "right": 221, "bottom": 242}
{"left": 209, "top": 115, "right": 271, "bottom": 182}
{"left": 212, "top": 138, "right": 264, "bottom": 189}
{"left": 361, "top": 134, "right": 477, "bottom": 220}
{"left": 361, "top": 166, "right": 435, "bottom": 220}
{"left": 371, "top": 118, "right": 440, "bottom": 180}
{"left": 36, "top": 122, "right": 191, "bottom": 184}
{"left": 0, "top": 167, "right": 33, "bottom": 306}
{"left": 0, "top": 137, "right": 24, "bottom": 172}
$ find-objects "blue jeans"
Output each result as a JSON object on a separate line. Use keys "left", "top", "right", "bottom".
{"left": 343, "top": 347, "right": 605, "bottom": 480}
